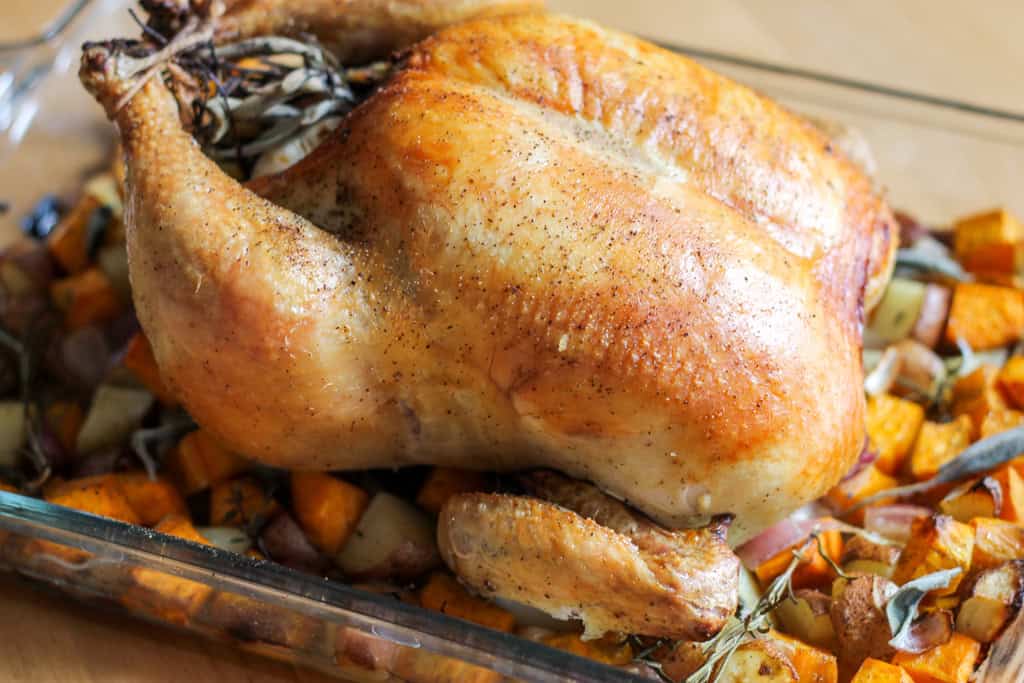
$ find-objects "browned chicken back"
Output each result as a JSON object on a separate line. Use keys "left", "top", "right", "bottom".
{"left": 79, "top": 2, "right": 895, "bottom": 550}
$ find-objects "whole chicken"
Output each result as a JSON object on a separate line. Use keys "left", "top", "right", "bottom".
{"left": 80, "top": 0, "right": 895, "bottom": 639}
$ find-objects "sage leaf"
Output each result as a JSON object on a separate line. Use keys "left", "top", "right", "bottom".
{"left": 886, "top": 568, "right": 961, "bottom": 651}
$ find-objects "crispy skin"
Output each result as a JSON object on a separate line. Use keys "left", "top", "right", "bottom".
{"left": 438, "top": 488, "right": 739, "bottom": 639}
{"left": 216, "top": 0, "right": 544, "bottom": 62}
{"left": 80, "top": 11, "right": 893, "bottom": 540}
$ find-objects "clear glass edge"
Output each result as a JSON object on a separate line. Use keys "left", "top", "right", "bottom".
{"left": 0, "top": 490, "right": 645, "bottom": 683}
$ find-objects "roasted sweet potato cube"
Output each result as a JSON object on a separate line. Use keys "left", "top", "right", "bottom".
{"left": 997, "top": 357, "right": 1024, "bottom": 410}
{"left": 291, "top": 472, "right": 368, "bottom": 555}
{"left": 415, "top": 468, "right": 489, "bottom": 514}
{"left": 952, "top": 365, "right": 1009, "bottom": 438}
{"left": 116, "top": 472, "right": 187, "bottom": 526}
{"left": 892, "top": 515, "right": 973, "bottom": 595}
{"left": 122, "top": 514, "right": 213, "bottom": 625}
{"left": 980, "top": 408, "right": 1024, "bottom": 440}
{"left": 44, "top": 474, "right": 141, "bottom": 524}
{"left": 122, "top": 332, "right": 176, "bottom": 406}
{"left": 47, "top": 194, "right": 100, "bottom": 274}
{"left": 540, "top": 633, "right": 633, "bottom": 667}
{"left": 991, "top": 464, "right": 1024, "bottom": 524}
{"left": 849, "top": 658, "right": 914, "bottom": 683}
{"left": 756, "top": 528, "right": 844, "bottom": 590}
{"left": 939, "top": 477, "right": 1002, "bottom": 523}
{"left": 945, "top": 282, "right": 1024, "bottom": 351}
{"left": 971, "top": 517, "right": 1024, "bottom": 571}
{"left": 768, "top": 631, "right": 838, "bottom": 683}
{"left": 419, "top": 572, "right": 516, "bottom": 633}
{"left": 866, "top": 395, "right": 925, "bottom": 475}
{"left": 827, "top": 465, "right": 899, "bottom": 525}
{"left": 891, "top": 632, "right": 980, "bottom": 683}
{"left": 209, "top": 476, "right": 279, "bottom": 527}
{"left": 907, "top": 417, "right": 971, "bottom": 481}
{"left": 955, "top": 560, "right": 1024, "bottom": 643}
{"left": 953, "top": 209, "right": 1024, "bottom": 274}
{"left": 49, "top": 268, "right": 123, "bottom": 330}
{"left": 164, "top": 429, "right": 249, "bottom": 495}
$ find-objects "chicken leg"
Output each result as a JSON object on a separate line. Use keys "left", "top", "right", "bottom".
{"left": 80, "top": 7, "right": 895, "bottom": 544}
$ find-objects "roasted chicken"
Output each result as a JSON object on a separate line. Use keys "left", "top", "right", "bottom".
{"left": 80, "top": 0, "right": 895, "bottom": 639}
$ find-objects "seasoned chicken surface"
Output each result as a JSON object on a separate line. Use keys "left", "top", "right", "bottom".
{"left": 80, "top": 3, "right": 895, "bottom": 545}
{"left": 438, "top": 472, "right": 740, "bottom": 639}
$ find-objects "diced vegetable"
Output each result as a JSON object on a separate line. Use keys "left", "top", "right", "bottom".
{"left": 714, "top": 639, "right": 797, "bottom": 683}
{"left": 841, "top": 534, "right": 901, "bottom": 568}
{"left": 44, "top": 474, "right": 140, "bottom": 524}
{"left": 955, "top": 560, "right": 1024, "bottom": 643}
{"left": 907, "top": 417, "right": 971, "bottom": 481}
{"left": 75, "top": 385, "right": 154, "bottom": 455}
{"left": 827, "top": 465, "right": 900, "bottom": 525}
{"left": 196, "top": 526, "right": 253, "bottom": 555}
{"left": 944, "top": 282, "right": 1024, "bottom": 351}
{"left": 116, "top": 472, "right": 187, "bottom": 526}
{"left": 121, "top": 332, "right": 176, "bottom": 406}
{"left": 990, "top": 464, "right": 1024, "bottom": 523}
{"left": 867, "top": 279, "right": 927, "bottom": 345}
{"left": 164, "top": 429, "right": 249, "bottom": 495}
{"left": 970, "top": 517, "right": 1024, "bottom": 571}
{"left": 258, "top": 511, "right": 325, "bottom": 574}
{"left": 773, "top": 589, "right": 837, "bottom": 651}
{"left": 953, "top": 209, "right": 1024, "bottom": 275}
{"left": 892, "top": 515, "right": 973, "bottom": 596}
{"left": 46, "top": 195, "right": 100, "bottom": 274}
{"left": 335, "top": 492, "right": 440, "bottom": 581}
{"left": 419, "top": 572, "right": 516, "bottom": 633}
{"left": 0, "top": 401, "right": 26, "bottom": 467}
{"left": 911, "top": 284, "right": 952, "bottom": 349}
{"left": 44, "top": 401, "right": 83, "bottom": 454}
{"left": 865, "top": 395, "right": 924, "bottom": 475}
{"left": 980, "top": 408, "right": 1024, "bottom": 439}
{"left": 997, "top": 357, "right": 1024, "bottom": 409}
{"left": 756, "top": 527, "right": 843, "bottom": 590}
{"left": 769, "top": 631, "right": 838, "bottom": 683}
{"left": 951, "top": 365, "right": 1008, "bottom": 438}
{"left": 939, "top": 477, "right": 1002, "bottom": 523}
{"left": 829, "top": 575, "right": 897, "bottom": 679}
{"left": 50, "top": 267, "right": 123, "bottom": 330}
{"left": 416, "top": 467, "right": 489, "bottom": 515}
{"left": 849, "top": 658, "right": 914, "bottom": 683}
{"left": 209, "top": 476, "right": 279, "bottom": 527}
{"left": 891, "top": 632, "right": 980, "bottom": 683}
{"left": 290, "top": 471, "right": 368, "bottom": 555}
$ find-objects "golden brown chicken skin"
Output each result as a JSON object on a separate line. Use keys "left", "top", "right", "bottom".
{"left": 80, "top": 8, "right": 894, "bottom": 543}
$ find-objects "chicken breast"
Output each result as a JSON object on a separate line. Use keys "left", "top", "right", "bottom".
{"left": 79, "top": 6, "right": 895, "bottom": 542}
{"left": 437, "top": 471, "right": 739, "bottom": 639}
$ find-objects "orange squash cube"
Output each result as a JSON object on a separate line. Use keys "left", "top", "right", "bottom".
{"left": 945, "top": 282, "right": 1024, "bottom": 351}
{"left": 44, "top": 474, "right": 140, "bottom": 525}
{"left": 939, "top": 477, "right": 1002, "bottom": 523}
{"left": 827, "top": 465, "right": 900, "bottom": 525}
{"left": 47, "top": 194, "right": 100, "bottom": 274}
{"left": 291, "top": 472, "right": 369, "bottom": 555}
{"left": 907, "top": 417, "right": 971, "bottom": 481}
{"left": 953, "top": 209, "right": 1024, "bottom": 275}
{"left": 952, "top": 365, "right": 1009, "bottom": 438}
{"left": 892, "top": 515, "right": 973, "bottom": 595}
{"left": 49, "top": 267, "right": 123, "bottom": 330}
{"left": 419, "top": 572, "right": 516, "bottom": 633}
{"left": 122, "top": 332, "right": 176, "bottom": 406}
{"left": 769, "top": 631, "right": 838, "bottom": 683}
{"left": 850, "top": 658, "right": 914, "bottom": 683}
{"left": 116, "top": 472, "right": 187, "bottom": 526}
{"left": 891, "top": 633, "right": 980, "bottom": 683}
{"left": 416, "top": 468, "right": 489, "bottom": 515}
{"left": 209, "top": 476, "right": 279, "bottom": 527}
{"left": 991, "top": 464, "right": 1024, "bottom": 524}
{"left": 980, "top": 408, "right": 1024, "bottom": 440}
{"left": 540, "top": 633, "right": 633, "bottom": 667}
{"left": 970, "top": 517, "right": 1024, "bottom": 571}
{"left": 997, "top": 357, "right": 1024, "bottom": 409}
{"left": 866, "top": 395, "right": 925, "bottom": 475}
{"left": 756, "top": 527, "right": 843, "bottom": 590}
{"left": 164, "top": 429, "right": 249, "bottom": 495}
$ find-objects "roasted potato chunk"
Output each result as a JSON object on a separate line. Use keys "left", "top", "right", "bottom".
{"left": 956, "top": 560, "right": 1024, "bottom": 643}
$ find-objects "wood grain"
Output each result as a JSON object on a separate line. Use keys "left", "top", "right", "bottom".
{"left": 1, "top": 1, "right": 1021, "bottom": 681}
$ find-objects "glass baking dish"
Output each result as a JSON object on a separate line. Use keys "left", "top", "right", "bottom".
{"left": 0, "top": 1, "right": 1022, "bottom": 681}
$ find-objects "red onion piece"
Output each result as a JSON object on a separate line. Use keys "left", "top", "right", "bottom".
{"left": 864, "top": 505, "right": 930, "bottom": 543}
{"left": 735, "top": 515, "right": 831, "bottom": 570}
{"left": 843, "top": 440, "right": 879, "bottom": 482}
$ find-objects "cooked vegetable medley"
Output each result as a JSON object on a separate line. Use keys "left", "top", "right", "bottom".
{"left": 2, "top": 161, "right": 1024, "bottom": 682}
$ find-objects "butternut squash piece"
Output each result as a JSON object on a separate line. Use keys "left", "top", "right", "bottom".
{"left": 952, "top": 365, "right": 1009, "bottom": 438}
{"left": 46, "top": 195, "right": 99, "bottom": 274}
{"left": 416, "top": 468, "right": 489, "bottom": 515}
{"left": 953, "top": 208, "right": 1024, "bottom": 275}
{"left": 944, "top": 282, "right": 1024, "bottom": 351}
{"left": 866, "top": 395, "right": 925, "bottom": 475}
{"left": 891, "top": 632, "right": 980, "bottom": 683}
{"left": 907, "top": 417, "right": 971, "bottom": 481}
{"left": 971, "top": 517, "right": 1024, "bottom": 571}
{"left": 209, "top": 476, "right": 279, "bottom": 527}
{"left": 540, "top": 633, "right": 633, "bottom": 667}
{"left": 980, "top": 408, "right": 1024, "bottom": 439}
{"left": 49, "top": 267, "right": 122, "bottom": 330}
{"left": 756, "top": 528, "right": 844, "bottom": 591}
{"left": 849, "top": 659, "right": 914, "bottom": 683}
{"left": 116, "top": 472, "right": 187, "bottom": 526}
{"left": 419, "top": 572, "right": 516, "bottom": 633}
{"left": 291, "top": 472, "right": 368, "bottom": 555}
{"left": 769, "top": 631, "right": 838, "bottom": 683}
{"left": 827, "top": 465, "right": 900, "bottom": 525}
{"left": 164, "top": 429, "right": 249, "bottom": 495}
{"left": 44, "top": 474, "right": 140, "bottom": 524}
{"left": 892, "top": 515, "right": 973, "bottom": 595}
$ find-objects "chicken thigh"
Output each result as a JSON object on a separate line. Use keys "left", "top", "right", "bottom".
{"left": 81, "top": 2, "right": 894, "bottom": 546}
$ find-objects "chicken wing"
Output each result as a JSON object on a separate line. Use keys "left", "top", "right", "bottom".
{"left": 79, "top": 6, "right": 894, "bottom": 542}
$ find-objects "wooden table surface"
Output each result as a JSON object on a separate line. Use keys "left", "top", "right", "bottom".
{"left": 2, "top": 0, "right": 1022, "bottom": 681}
